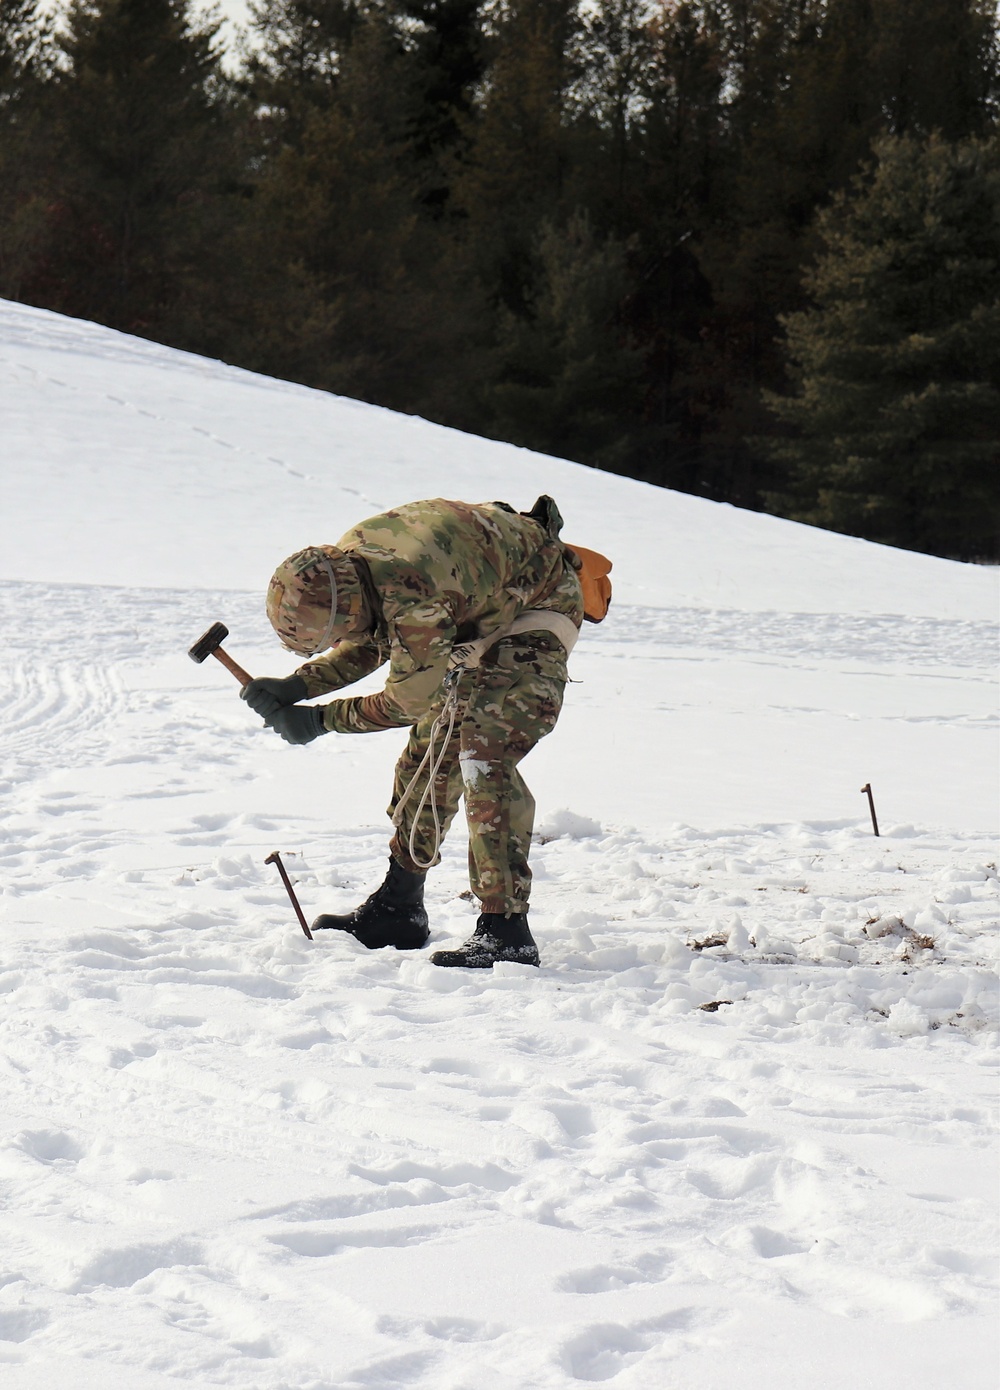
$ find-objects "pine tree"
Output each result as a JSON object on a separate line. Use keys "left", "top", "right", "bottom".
{"left": 401, "top": 0, "right": 485, "bottom": 182}
{"left": 765, "top": 134, "right": 1000, "bottom": 561}
{"left": 0, "top": 0, "right": 53, "bottom": 300}
{"left": 873, "top": 0, "right": 998, "bottom": 139}
{"left": 40, "top": 0, "right": 230, "bottom": 333}
{"left": 240, "top": 7, "right": 487, "bottom": 422}
{"left": 641, "top": 1, "right": 724, "bottom": 230}
{"left": 485, "top": 213, "right": 650, "bottom": 469}
{"left": 247, "top": 0, "right": 485, "bottom": 231}
{"left": 0, "top": 0, "right": 45, "bottom": 98}
{"left": 568, "top": 0, "right": 653, "bottom": 217}
{"left": 455, "top": 0, "right": 581, "bottom": 313}
{"left": 676, "top": 0, "right": 999, "bottom": 515}
{"left": 613, "top": 3, "right": 729, "bottom": 495}
{"left": 246, "top": 0, "right": 361, "bottom": 136}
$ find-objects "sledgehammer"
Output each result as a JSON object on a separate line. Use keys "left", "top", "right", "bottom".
{"left": 188, "top": 622, "right": 252, "bottom": 690}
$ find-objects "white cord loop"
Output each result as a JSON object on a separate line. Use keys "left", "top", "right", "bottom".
{"left": 390, "top": 609, "right": 579, "bottom": 870}
{"left": 391, "top": 667, "right": 464, "bottom": 870}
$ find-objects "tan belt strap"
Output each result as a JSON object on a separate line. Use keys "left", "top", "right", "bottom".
{"left": 448, "top": 610, "right": 580, "bottom": 671}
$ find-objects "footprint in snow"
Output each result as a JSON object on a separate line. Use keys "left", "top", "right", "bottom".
{"left": 423, "top": 1056, "right": 486, "bottom": 1077}
{"left": 350, "top": 1159, "right": 517, "bottom": 1191}
{"left": 66, "top": 1238, "right": 206, "bottom": 1292}
{"left": 269, "top": 1224, "right": 438, "bottom": 1257}
{"left": 0, "top": 1308, "right": 50, "bottom": 1343}
{"left": 14, "top": 1129, "right": 87, "bottom": 1164}
{"left": 557, "top": 1252, "right": 670, "bottom": 1293}
{"left": 275, "top": 1026, "right": 337, "bottom": 1050}
{"left": 545, "top": 1101, "right": 597, "bottom": 1140}
{"left": 720, "top": 1224, "right": 810, "bottom": 1259}
{"left": 477, "top": 1104, "right": 511, "bottom": 1122}
{"left": 422, "top": 1315, "right": 505, "bottom": 1342}
{"left": 685, "top": 1152, "right": 781, "bottom": 1199}
{"left": 561, "top": 1308, "right": 709, "bottom": 1382}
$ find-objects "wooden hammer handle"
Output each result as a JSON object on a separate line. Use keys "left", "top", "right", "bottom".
{"left": 212, "top": 647, "right": 253, "bottom": 689}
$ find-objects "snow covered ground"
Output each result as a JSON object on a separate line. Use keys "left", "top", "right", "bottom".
{"left": 1, "top": 299, "right": 997, "bottom": 1388}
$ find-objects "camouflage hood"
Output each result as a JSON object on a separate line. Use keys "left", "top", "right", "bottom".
{"left": 266, "top": 545, "right": 365, "bottom": 656}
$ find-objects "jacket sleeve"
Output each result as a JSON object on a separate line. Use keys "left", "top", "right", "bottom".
{"left": 295, "top": 636, "right": 388, "bottom": 698}
{"left": 319, "top": 600, "right": 456, "bottom": 734}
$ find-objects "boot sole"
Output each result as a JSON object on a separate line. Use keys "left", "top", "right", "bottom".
{"left": 429, "top": 951, "right": 540, "bottom": 969}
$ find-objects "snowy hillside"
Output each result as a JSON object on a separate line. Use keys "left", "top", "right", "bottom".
{"left": 1, "top": 299, "right": 997, "bottom": 1389}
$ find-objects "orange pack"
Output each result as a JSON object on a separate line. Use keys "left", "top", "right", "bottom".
{"left": 566, "top": 544, "right": 613, "bottom": 623}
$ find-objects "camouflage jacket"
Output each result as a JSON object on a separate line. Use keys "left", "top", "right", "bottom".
{"left": 295, "top": 498, "right": 583, "bottom": 734}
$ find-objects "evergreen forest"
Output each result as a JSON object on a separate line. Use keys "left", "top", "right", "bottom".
{"left": 1, "top": 0, "right": 997, "bottom": 560}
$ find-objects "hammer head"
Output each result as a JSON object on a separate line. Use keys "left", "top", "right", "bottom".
{"left": 188, "top": 621, "right": 229, "bottom": 664}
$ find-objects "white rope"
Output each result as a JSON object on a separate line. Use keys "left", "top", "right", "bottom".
{"left": 392, "top": 668, "right": 464, "bottom": 870}
{"left": 390, "top": 609, "right": 580, "bottom": 871}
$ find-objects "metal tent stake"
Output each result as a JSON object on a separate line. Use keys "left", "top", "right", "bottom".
{"left": 860, "top": 783, "right": 880, "bottom": 837}
{"left": 265, "top": 851, "right": 313, "bottom": 939}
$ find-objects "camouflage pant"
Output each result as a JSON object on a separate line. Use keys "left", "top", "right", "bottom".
{"left": 388, "top": 633, "right": 568, "bottom": 914}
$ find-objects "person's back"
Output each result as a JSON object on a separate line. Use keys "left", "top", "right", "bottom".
{"left": 339, "top": 497, "right": 580, "bottom": 641}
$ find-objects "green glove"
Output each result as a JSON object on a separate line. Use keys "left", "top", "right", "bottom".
{"left": 241, "top": 674, "right": 308, "bottom": 720}
{"left": 265, "top": 704, "right": 327, "bottom": 745}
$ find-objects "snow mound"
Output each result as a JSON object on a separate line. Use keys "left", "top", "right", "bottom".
{"left": 535, "top": 808, "right": 604, "bottom": 840}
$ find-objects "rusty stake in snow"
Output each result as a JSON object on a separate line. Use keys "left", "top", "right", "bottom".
{"left": 265, "top": 851, "right": 313, "bottom": 939}
{"left": 861, "top": 783, "right": 880, "bottom": 837}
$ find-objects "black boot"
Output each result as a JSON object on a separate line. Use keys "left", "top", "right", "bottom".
{"left": 311, "top": 858, "right": 429, "bottom": 950}
{"left": 430, "top": 913, "right": 539, "bottom": 969}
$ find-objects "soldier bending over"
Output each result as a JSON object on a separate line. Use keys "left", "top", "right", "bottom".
{"left": 244, "top": 496, "right": 584, "bottom": 969}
